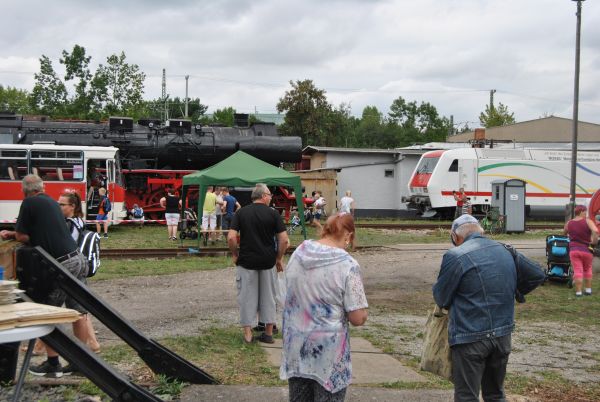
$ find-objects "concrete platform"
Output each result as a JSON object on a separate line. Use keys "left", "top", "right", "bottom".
{"left": 180, "top": 384, "right": 453, "bottom": 402}
{"left": 263, "top": 337, "right": 426, "bottom": 384}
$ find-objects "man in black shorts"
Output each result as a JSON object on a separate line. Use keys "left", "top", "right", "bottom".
{"left": 227, "top": 183, "right": 289, "bottom": 344}
{"left": 1, "top": 174, "right": 87, "bottom": 378}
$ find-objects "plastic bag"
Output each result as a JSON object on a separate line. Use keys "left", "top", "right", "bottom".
{"left": 420, "top": 305, "right": 452, "bottom": 381}
{"left": 275, "top": 271, "right": 286, "bottom": 308}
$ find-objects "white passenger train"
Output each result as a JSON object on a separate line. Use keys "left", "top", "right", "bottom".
{"left": 405, "top": 147, "right": 600, "bottom": 218}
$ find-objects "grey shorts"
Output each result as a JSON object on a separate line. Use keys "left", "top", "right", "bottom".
{"left": 235, "top": 266, "right": 277, "bottom": 326}
{"left": 47, "top": 252, "right": 88, "bottom": 314}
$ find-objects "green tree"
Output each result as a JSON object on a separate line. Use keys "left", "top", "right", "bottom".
{"left": 479, "top": 102, "right": 515, "bottom": 128}
{"left": 0, "top": 85, "right": 31, "bottom": 113}
{"left": 388, "top": 96, "right": 451, "bottom": 145}
{"left": 60, "top": 45, "right": 97, "bottom": 118}
{"left": 323, "top": 103, "right": 354, "bottom": 147}
{"left": 211, "top": 107, "right": 236, "bottom": 126}
{"left": 354, "top": 106, "right": 384, "bottom": 147}
{"left": 95, "top": 51, "right": 146, "bottom": 115}
{"left": 277, "top": 79, "right": 332, "bottom": 146}
{"left": 30, "top": 55, "right": 68, "bottom": 116}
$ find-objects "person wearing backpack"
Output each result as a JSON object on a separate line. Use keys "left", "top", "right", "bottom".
{"left": 130, "top": 203, "right": 145, "bottom": 229}
{"left": 59, "top": 192, "right": 101, "bottom": 364}
{"left": 1, "top": 175, "right": 88, "bottom": 377}
{"left": 96, "top": 187, "right": 111, "bottom": 238}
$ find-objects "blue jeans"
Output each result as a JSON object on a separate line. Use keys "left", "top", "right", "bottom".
{"left": 452, "top": 334, "right": 511, "bottom": 402}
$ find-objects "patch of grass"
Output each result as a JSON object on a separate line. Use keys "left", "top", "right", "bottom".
{"left": 61, "top": 386, "right": 78, "bottom": 401}
{"left": 381, "top": 380, "right": 453, "bottom": 390}
{"left": 103, "top": 327, "right": 284, "bottom": 386}
{"left": 101, "top": 225, "right": 188, "bottom": 249}
{"left": 77, "top": 380, "right": 106, "bottom": 398}
{"left": 101, "top": 343, "right": 138, "bottom": 365}
{"left": 515, "top": 277, "right": 600, "bottom": 327}
{"left": 505, "top": 369, "right": 600, "bottom": 401}
{"left": 92, "top": 256, "right": 231, "bottom": 280}
{"left": 153, "top": 374, "right": 186, "bottom": 399}
{"left": 101, "top": 223, "right": 557, "bottom": 252}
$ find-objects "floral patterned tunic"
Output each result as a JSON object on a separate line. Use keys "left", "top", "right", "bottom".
{"left": 280, "top": 240, "right": 368, "bottom": 393}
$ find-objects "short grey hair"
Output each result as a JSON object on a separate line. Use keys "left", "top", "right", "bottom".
{"left": 22, "top": 174, "right": 44, "bottom": 195}
{"left": 454, "top": 222, "right": 484, "bottom": 238}
{"left": 251, "top": 183, "right": 269, "bottom": 201}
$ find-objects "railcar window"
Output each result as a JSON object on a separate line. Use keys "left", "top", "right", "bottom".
{"left": 30, "top": 150, "right": 84, "bottom": 182}
{"left": 448, "top": 159, "right": 458, "bottom": 172}
{"left": 416, "top": 157, "right": 440, "bottom": 174}
{"left": 0, "top": 149, "right": 27, "bottom": 181}
{"left": 384, "top": 169, "right": 394, "bottom": 178}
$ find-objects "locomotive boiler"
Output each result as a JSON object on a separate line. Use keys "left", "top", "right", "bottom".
{"left": 0, "top": 114, "right": 302, "bottom": 170}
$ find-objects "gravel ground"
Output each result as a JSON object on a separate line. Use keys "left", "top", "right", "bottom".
{"left": 2, "top": 239, "right": 599, "bottom": 401}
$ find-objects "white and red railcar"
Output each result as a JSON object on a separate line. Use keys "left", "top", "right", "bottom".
{"left": 0, "top": 144, "right": 126, "bottom": 223}
{"left": 406, "top": 148, "right": 600, "bottom": 218}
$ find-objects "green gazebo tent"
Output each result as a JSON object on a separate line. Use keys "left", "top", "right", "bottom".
{"left": 181, "top": 150, "right": 306, "bottom": 238}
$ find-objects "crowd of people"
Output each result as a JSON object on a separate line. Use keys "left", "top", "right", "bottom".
{"left": 2, "top": 174, "right": 599, "bottom": 401}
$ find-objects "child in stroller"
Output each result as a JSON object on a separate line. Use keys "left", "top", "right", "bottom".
{"left": 179, "top": 208, "right": 199, "bottom": 240}
{"left": 545, "top": 234, "right": 574, "bottom": 287}
{"left": 287, "top": 210, "right": 304, "bottom": 235}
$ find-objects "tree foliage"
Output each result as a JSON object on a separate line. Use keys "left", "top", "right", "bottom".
{"left": 277, "top": 80, "right": 333, "bottom": 146}
{"left": 28, "top": 45, "right": 146, "bottom": 119}
{"left": 0, "top": 85, "right": 32, "bottom": 113}
{"left": 479, "top": 102, "right": 515, "bottom": 128}
{"left": 388, "top": 97, "right": 452, "bottom": 144}
{"left": 30, "top": 55, "right": 68, "bottom": 116}
{"left": 96, "top": 51, "right": 146, "bottom": 115}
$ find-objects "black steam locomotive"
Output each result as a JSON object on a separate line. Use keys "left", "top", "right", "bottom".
{"left": 0, "top": 113, "right": 301, "bottom": 170}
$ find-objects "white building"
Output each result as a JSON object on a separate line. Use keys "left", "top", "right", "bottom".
{"left": 299, "top": 146, "right": 434, "bottom": 217}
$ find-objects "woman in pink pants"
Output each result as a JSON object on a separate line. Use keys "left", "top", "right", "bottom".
{"left": 564, "top": 205, "right": 599, "bottom": 297}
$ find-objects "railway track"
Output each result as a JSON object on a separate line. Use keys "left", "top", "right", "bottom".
{"left": 354, "top": 223, "right": 563, "bottom": 230}
{"left": 103, "top": 242, "right": 546, "bottom": 259}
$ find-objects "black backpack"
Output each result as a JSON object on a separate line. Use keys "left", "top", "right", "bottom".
{"left": 68, "top": 218, "right": 101, "bottom": 277}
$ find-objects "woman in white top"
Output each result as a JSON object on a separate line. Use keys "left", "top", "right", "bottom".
{"left": 59, "top": 191, "right": 101, "bottom": 356}
{"left": 280, "top": 213, "right": 368, "bottom": 401}
{"left": 339, "top": 190, "right": 355, "bottom": 215}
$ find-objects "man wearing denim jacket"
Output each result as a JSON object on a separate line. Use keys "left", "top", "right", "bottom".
{"left": 433, "top": 214, "right": 517, "bottom": 402}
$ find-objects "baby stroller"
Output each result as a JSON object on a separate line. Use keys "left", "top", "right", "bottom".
{"left": 545, "top": 234, "right": 573, "bottom": 287}
{"left": 179, "top": 208, "right": 199, "bottom": 240}
{"left": 287, "top": 209, "right": 310, "bottom": 235}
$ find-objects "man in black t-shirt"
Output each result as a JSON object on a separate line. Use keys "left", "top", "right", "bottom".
{"left": 227, "top": 183, "right": 288, "bottom": 344}
{"left": 1, "top": 174, "right": 87, "bottom": 378}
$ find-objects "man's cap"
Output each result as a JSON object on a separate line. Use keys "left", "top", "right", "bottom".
{"left": 451, "top": 214, "right": 479, "bottom": 233}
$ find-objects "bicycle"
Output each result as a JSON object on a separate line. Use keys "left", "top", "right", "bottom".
{"left": 480, "top": 206, "right": 505, "bottom": 235}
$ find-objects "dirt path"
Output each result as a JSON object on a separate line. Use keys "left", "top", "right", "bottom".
{"left": 89, "top": 241, "right": 600, "bottom": 383}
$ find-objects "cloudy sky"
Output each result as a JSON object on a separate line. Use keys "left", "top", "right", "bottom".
{"left": 1, "top": 0, "right": 599, "bottom": 128}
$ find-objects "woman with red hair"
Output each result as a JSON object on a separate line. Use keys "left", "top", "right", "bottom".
{"left": 280, "top": 213, "right": 368, "bottom": 401}
{"left": 565, "top": 205, "right": 599, "bottom": 297}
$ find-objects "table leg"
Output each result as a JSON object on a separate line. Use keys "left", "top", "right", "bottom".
{"left": 12, "top": 338, "right": 35, "bottom": 402}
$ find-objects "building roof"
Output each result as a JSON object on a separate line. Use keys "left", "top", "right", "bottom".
{"left": 302, "top": 146, "right": 402, "bottom": 155}
{"left": 447, "top": 116, "right": 600, "bottom": 142}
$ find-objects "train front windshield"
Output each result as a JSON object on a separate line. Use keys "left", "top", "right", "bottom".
{"left": 416, "top": 157, "right": 440, "bottom": 174}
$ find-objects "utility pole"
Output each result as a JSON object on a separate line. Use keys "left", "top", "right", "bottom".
{"left": 489, "top": 89, "right": 496, "bottom": 111}
{"left": 569, "top": 0, "right": 585, "bottom": 218}
{"left": 162, "top": 69, "right": 168, "bottom": 122}
{"left": 184, "top": 75, "right": 189, "bottom": 118}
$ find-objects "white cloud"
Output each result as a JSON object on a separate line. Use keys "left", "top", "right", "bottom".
{"left": 0, "top": 0, "right": 598, "bottom": 125}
